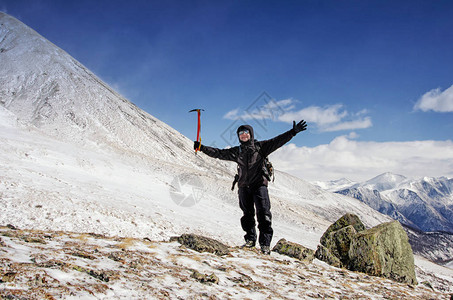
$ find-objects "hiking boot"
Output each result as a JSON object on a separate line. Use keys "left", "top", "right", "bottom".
{"left": 261, "top": 245, "right": 271, "bottom": 255}
{"left": 241, "top": 240, "right": 256, "bottom": 248}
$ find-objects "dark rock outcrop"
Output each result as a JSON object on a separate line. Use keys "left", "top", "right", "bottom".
{"left": 171, "top": 234, "right": 230, "bottom": 256}
{"left": 272, "top": 238, "right": 314, "bottom": 262}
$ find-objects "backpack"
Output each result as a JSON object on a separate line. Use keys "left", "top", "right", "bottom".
{"left": 231, "top": 142, "right": 275, "bottom": 191}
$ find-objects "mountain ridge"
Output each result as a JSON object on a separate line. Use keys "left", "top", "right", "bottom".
{"left": 331, "top": 173, "right": 453, "bottom": 233}
{"left": 0, "top": 12, "right": 209, "bottom": 170}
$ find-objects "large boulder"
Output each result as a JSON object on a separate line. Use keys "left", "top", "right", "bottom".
{"left": 348, "top": 220, "right": 417, "bottom": 285}
{"left": 315, "top": 213, "right": 365, "bottom": 267}
{"left": 315, "top": 214, "right": 417, "bottom": 285}
{"left": 272, "top": 238, "right": 314, "bottom": 262}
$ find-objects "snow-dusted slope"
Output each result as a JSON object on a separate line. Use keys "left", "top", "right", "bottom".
{"left": 2, "top": 226, "right": 452, "bottom": 299}
{"left": 0, "top": 12, "right": 223, "bottom": 171}
{"left": 0, "top": 105, "right": 390, "bottom": 250}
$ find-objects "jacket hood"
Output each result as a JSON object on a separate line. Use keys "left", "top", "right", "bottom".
{"left": 237, "top": 124, "right": 254, "bottom": 145}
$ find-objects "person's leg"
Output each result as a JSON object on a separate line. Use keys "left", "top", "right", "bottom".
{"left": 238, "top": 187, "right": 256, "bottom": 245}
{"left": 254, "top": 186, "right": 273, "bottom": 249}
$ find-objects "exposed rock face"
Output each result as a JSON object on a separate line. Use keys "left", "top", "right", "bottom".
{"left": 315, "top": 214, "right": 417, "bottom": 285}
{"left": 348, "top": 221, "right": 417, "bottom": 285}
{"left": 272, "top": 238, "right": 314, "bottom": 262}
{"left": 319, "top": 213, "right": 366, "bottom": 246}
{"left": 314, "top": 244, "right": 342, "bottom": 267}
{"left": 172, "top": 234, "right": 230, "bottom": 256}
{"left": 316, "top": 213, "right": 365, "bottom": 268}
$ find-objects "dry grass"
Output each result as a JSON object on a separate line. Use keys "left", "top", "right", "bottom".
{"left": 116, "top": 237, "right": 137, "bottom": 249}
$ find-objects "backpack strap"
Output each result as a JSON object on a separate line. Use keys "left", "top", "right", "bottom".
{"left": 255, "top": 141, "right": 275, "bottom": 182}
{"left": 231, "top": 174, "right": 239, "bottom": 191}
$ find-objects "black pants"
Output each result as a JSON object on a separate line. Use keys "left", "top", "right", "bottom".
{"left": 238, "top": 185, "right": 273, "bottom": 246}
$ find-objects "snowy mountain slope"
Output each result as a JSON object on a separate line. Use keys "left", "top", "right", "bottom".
{"left": 1, "top": 12, "right": 451, "bottom": 289}
{"left": 0, "top": 12, "right": 224, "bottom": 172}
{"left": 0, "top": 105, "right": 389, "bottom": 251}
{"left": 403, "top": 223, "right": 453, "bottom": 264}
{"left": 336, "top": 186, "right": 417, "bottom": 228}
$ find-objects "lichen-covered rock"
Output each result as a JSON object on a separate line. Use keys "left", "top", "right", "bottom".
{"left": 314, "top": 245, "right": 342, "bottom": 268}
{"left": 348, "top": 220, "right": 417, "bottom": 285}
{"left": 325, "top": 225, "right": 358, "bottom": 266}
{"left": 316, "top": 214, "right": 364, "bottom": 267}
{"left": 319, "top": 213, "right": 365, "bottom": 246}
{"left": 272, "top": 238, "right": 314, "bottom": 262}
{"left": 172, "top": 234, "right": 230, "bottom": 256}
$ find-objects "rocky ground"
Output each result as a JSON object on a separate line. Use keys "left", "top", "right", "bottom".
{"left": 1, "top": 226, "right": 452, "bottom": 299}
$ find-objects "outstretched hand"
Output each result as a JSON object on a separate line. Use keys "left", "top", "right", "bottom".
{"left": 293, "top": 120, "right": 307, "bottom": 134}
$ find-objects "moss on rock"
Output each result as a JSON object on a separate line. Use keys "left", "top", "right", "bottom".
{"left": 272, "top": 238, "right": 314, "bottom": 262}
{"left": 348, "top": 220, "right": 417, "bottom": 285}
{"left": 172, "top": 234, "right": 230, "bottom": 256}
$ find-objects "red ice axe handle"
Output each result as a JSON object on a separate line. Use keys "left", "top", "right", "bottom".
{"left": 189, "top": 109, "right": 204, "bottom": 154}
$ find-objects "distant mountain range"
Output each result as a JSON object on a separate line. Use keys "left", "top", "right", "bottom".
{"left": 315, "top": 172, "right": 453, "bottom": 234}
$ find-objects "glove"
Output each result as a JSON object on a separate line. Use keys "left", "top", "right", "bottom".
{"left": 293, "top": 120, "right": 307, "bottom": 134}
{"left": 194, "top": 141, "right": 201, "bottom": 150}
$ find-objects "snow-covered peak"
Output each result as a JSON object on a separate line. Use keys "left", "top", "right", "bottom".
{"left": 311, "top": 177, "right": 356, "bottom": 192}
{"left": 0, "top": 12, "right": 214, "bottom": 171}
{"left": 357, "top": 172, "right": 408, "bottom": 192}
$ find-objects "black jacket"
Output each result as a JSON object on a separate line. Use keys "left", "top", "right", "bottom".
{"left": 200, "top": 125, "right": 296, "bottom": 188}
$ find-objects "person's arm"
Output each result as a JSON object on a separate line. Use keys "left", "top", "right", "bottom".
{"left": 259, "top": 120, "right": 307, "bottom": 156}
{"left": 194, "top": 141, "right": 238, "bottom": 161}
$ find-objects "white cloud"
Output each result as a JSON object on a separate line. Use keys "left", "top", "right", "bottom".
{"left": 223, "top": 108, "right": 240, "bottom": 120}
{"left": 278, "top": 104, "right": 347, "bottom": 125}
{"left": 225, "top": 100, "right": 372, "bottom": 132}
{"left": 223, "top": 99, "right": 295, "bottom": 121}
{"left": 414, "top": 84, "right": 453, "bottom": 112}
{"left": 322, "top": 117, "right": 372, "bottom": 132}
{"left": 278, "top": 104, "right": 372, "bottom": 132}
{"left": 270, "top": 136, "right": 453, "bottom": 182}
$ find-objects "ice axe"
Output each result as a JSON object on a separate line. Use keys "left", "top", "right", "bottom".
{"left": 189, "top": 108, "right": 204, "bottom": 154}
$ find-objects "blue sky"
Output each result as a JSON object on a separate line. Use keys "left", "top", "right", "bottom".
{"left": 2, "top": 0, "right": 453, "bottom": 181}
